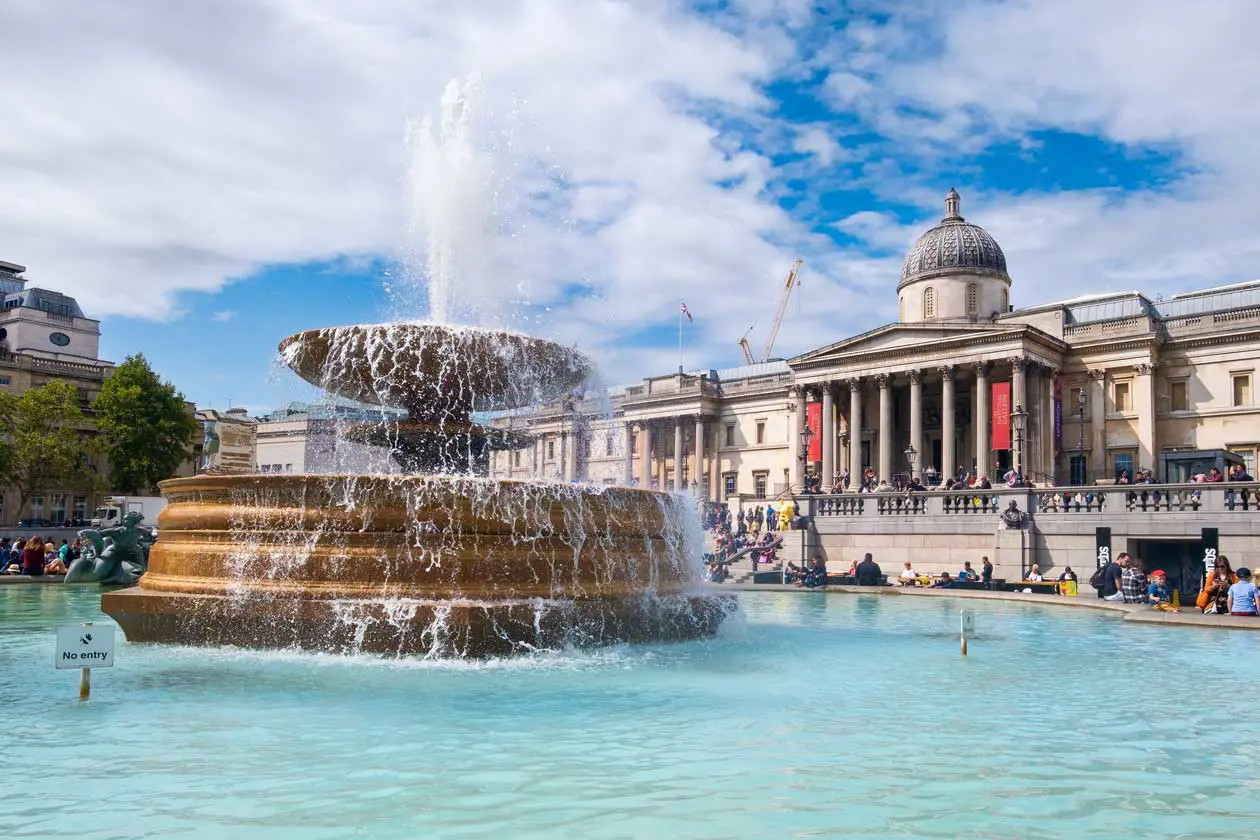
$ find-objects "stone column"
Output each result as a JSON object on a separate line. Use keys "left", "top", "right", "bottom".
{"left": 673, "top": 419, "right": 683, "bottom": 492}
{"left": 1136, "top": 363, "right": 1157, "bottom": 475}
{"left": 1090, "top": 369, "right": 1107, "bottom": 482}
{"left": 694, "top": 416, "right": 706, "bottom": 498}
{"left": 909, "top": 369, "right": 923, "bottom": 480}
{"left": 623, "top": 423, "right": 634, "bottom": 485}
{"left": 975, "top": 362, "right": 990, "bottom": 480}
{"left": 1011, "top": 356, "right": 1027, "bottom": 476}
{"left": 1045, "top": 367, "right": 1058, "bottom": 483}
{"left": 640, "top": 422, "right": 653, "bottom": 488}
{"left": 941, "top": 365, "right": 956, "bottom": 483}
{"left": 791, "top": 386, "right": 806, "bottom": 491}
{"left": 849, "top": 379, "right": 863, "bottom": 492}
{"left": 821, "top": 384, "right": 835, "bottom": 492}
{"left": 878, "top": 374, "right": 893, "bottom": 482}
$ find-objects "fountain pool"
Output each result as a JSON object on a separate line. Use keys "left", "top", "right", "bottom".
{"left": 7, "top": 585, "right": 1260, "bottom": 839}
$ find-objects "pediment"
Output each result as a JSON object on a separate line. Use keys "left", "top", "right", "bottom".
{"left": 791, "top": 322, "right": 1019, "bottom": 368}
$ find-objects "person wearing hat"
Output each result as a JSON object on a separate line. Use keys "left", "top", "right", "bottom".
{"left": 1227, "top": 568, "right": 1259, "bottom": 616}
{"left": 1147, "top": 570, "right": 1174, "bottom": 609}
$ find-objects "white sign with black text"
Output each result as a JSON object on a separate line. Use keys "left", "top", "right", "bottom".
{"left": 55, "top": 624, "right": 115, "bottom": 670}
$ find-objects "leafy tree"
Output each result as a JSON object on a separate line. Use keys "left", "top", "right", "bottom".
{"left": 0, "top": 380, "right": 103, "bottom": 520}
{"left": 93, "top": 354, "right": 199, "bottom": 494}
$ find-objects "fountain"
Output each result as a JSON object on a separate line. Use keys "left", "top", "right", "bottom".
{"left": 100, "top": 80, "right": 731, "bottom": 658}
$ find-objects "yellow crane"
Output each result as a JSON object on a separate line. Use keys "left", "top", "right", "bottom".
{"left": 737, "top": 259, "right": 802, "bottom": 364}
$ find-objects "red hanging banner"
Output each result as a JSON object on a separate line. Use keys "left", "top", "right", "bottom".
{"left": 806, "top": 401, "right": 822, "bottom": 462}
{"left": 991, "top": 382, "right": 1011, "bottom": 451}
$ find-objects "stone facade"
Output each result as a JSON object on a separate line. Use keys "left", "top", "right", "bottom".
{"left": 0, "top": 260, "right": 114, "bottom": 525}
{"left": 487, "top": 189, "right": 1260, "bottom": 589}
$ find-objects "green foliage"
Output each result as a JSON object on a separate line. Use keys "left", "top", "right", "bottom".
{"left": 0, "top": 380, "right": 104, "bottom": 518}
{"left": 93, "top": 354, "right": 199, "bottom": 494}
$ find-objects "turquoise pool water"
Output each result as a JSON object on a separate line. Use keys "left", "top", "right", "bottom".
{"left": 3, "top": 585, "right": 1258, "bottom": 839}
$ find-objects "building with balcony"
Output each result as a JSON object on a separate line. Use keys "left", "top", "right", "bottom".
{"left": 487, "top": 190, "right": 1260, "bottom": 587}
{"left": 1, "top": 259, "right": 115, "bottom": 525}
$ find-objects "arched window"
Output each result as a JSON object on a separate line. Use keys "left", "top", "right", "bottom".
{"left": 899, "top": 296, "right": 906, "bottom": 321}
{"left": 1001, "top": 288, "right": 1009, "bottom": 312}
{"left": 924, "top": 286, "right": 936, "bottom": 319}
{"left": 966, "top": 282, "right": 978, "bottom": 315}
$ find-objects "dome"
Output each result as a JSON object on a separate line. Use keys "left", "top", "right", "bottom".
{"left": 899, "top": 188, "right": 1008, "bottom": 289}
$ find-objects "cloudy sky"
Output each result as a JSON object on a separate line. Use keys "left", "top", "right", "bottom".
{"left": 3, "top": 0, "right": 1258, "bottom": 410}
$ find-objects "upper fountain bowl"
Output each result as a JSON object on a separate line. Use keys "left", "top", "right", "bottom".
{"left": 279, "top": 323, "right": 592, "bottom": 416}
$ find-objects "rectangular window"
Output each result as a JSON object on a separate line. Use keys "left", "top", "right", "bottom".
{"left": 1113, "top": 451, "right": 1135, "bottom": 481}
{"left": 724, "top": 423, "right": 735, "bottom": 447}
{"left": 582, "top": 437, "right": 592, "bottom": 458}
{"left": 513, "top": 450, "right": 522, "bottom": 467}
{"left": 1233, "top": 374, "right": 1251, "bottom": 407}
{"left": 1169, "top": 379, "right": 1189, "bottom": 412}
{"left": 0, "top": 375, "right": 10, "bottom": 386}
{"left": 1230, "top": 447, "right": 1256, "bottom": 475}
{"left": 630, "top": 434, "right": 638, "bottom": 456}
{"left": 753, "top": 471, "right": 769, "bottom": 499}
{"left": 50, "top": 494, "right": 67, "bottom": 524}
{"left": 285, "top": 463, "right": 293, "bottom": 473}
{"left": 755, "top": 420, "right": 766, "bottom": 445}
{"left": 547, "top": 439, "right": 555, "bottom": 461}
{"left": 605, "top": 432, "right": 615, "bottom": 456}
{"left": 29, "top": 495, "right": 45, "bottom": 520}
{"left": 73, "top": 496, "right": 86, "bottom": 522}
{"left": 1113, "top": 381, "right": 1132, "bottom": 413}
{"left": 1068, "top": 455, "right": 1088, "bottom": 486}
{"left": 723, "top": 472, "right": 737, "bottom": 498}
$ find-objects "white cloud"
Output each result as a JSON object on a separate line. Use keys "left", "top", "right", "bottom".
{"left": 210, "top": 310, "right": 237, "bottom": 323}
{"left": 0, "top": 0, "right": 858, "bottom": 383}
{"left": 820, "top": 0, "right": 1260, "bottom": 303}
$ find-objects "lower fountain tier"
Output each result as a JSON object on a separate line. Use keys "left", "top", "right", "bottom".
{"left": 100, "top": 473, "right": 730, "bottom": 656}
{"left": 101, "top": 588, "right": 732, "bottom": 657}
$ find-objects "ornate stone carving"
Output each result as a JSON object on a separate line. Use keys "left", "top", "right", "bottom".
{"left": 908, "top": 369, "right": 922, "bottom": 384}
{"left": 974, "top": 361, "right": 991, "bottom": 378}
{"left": 1009, "top": 356, "right": 1027, "bottom": 372}
{"left": 848, "top": 378, "right": 863, "bottom": 393}
{"left": 876, "top": 373, "right": 891, "bottom": 389}
{"left": 1089, "top": 369, "right": 1106, "bottom": 381}
{"left": 939, "top": 365, "right": 955, "bottom": 382}
{"left": 1136, "top": 363, "right": 1156, "bottom": 376}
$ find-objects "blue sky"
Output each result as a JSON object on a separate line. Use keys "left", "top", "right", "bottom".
{"left": 5, "top": 0, "right": 1258, "bottom": 411}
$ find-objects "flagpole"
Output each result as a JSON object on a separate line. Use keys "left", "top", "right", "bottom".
{"left": 678, "top": 304, "right": 684, "bottom": 373}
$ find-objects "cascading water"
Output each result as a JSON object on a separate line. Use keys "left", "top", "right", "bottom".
{"left": 100, "top": 79, "right": 733, "bottom": 658}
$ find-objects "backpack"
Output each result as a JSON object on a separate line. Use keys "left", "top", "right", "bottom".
{"left": 1088, "top": 564, "right": 1108, "bottom": 589}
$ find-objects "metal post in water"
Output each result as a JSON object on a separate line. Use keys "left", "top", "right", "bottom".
{"left": 79, "top": 667, "right": 91, "bottom": 701}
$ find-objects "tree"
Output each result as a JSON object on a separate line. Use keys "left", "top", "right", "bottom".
{"left": 93, "top": 354, "right": 199, "bottom": 494}
{"left": 0, "top": 380, "right": 103, "bottom": 520}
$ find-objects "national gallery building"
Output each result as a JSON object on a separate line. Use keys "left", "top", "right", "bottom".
{"left": 489, "top": 190, "right": 1260, "bottom": 502}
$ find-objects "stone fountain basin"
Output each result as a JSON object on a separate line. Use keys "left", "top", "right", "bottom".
{"left": 101, "top": 474, "right": 728, "bottom": 657}
{"left": 278, "top": 323, "right": 592, "bottom": 416}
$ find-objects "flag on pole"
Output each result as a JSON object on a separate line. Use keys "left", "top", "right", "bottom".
{"left": 680, "top": 302, "right": 693, "bottom": 323}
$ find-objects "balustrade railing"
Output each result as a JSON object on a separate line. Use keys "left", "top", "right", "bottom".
{"left": 802, "top": 482, "right": 1260, "bottom": 520}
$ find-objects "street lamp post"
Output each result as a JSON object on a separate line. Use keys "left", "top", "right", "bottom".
{"left": 1077, "top": 387, "right": 1087, "bottom": 485}
{"left": 799, "top": 425, "right": 814, "bottom": 492}
{"left": 904, "top": 444, "right": 917, "bottom": 487}
{"left": 1011, "top": 403, "right": 1028, "bottom": 482}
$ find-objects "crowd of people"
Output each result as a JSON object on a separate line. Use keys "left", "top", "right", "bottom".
{"left": 1, "top": 535, "right": 83, "bottom": 577}
{"left": 700, "top": 500, "right": 802, "bottom": 582}
{"left": 1089, "top": 551, "right": 1259, "bottom": 617}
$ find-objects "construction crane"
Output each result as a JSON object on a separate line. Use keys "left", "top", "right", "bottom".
{"left": 736, "top": 259, "right": 802, "bottom": 364}
{"left": 738, "top": 322, "right": 757, "bottom": 365}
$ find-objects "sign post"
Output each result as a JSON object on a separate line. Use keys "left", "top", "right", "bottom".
{"left": 960, "top": 611, "right": 975, "bottom": 656}
{"left": 55, "top": 622, "right": 114, "bottom": 700}
{"left": 1095, "top": 527, "right": 1112, "bottom": 599}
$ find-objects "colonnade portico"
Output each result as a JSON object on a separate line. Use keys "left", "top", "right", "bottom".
{"left": 795, "top": 354, "right": 1061, "bottom": 491}
{"left": 626, "top": 415, "right": 716, "bottom": 497}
